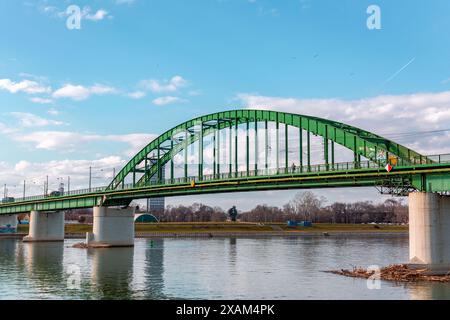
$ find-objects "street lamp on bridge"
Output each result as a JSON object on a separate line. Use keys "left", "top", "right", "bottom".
{"left": 89, "top": 166, "right": 117, "bottom": 192}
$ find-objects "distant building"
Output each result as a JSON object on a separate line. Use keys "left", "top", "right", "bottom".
{"left": 148, "top": 197, "right": 165, "bottom": 213}
{"left": 147, "top": 161, "right": 165, "bottom": 213}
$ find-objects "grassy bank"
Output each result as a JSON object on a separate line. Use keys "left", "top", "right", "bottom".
{"left": 16, "top": 222, "right": 408, "bottom": 235}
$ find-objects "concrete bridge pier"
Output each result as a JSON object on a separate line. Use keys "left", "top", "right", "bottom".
{"left": 409, "top": 192, "right": 450, "bottom": 274}
{"left": 23, "top": 211, "right": 65, "bottom": 242}
{"left": 86, "top": 206, "right": 135, "bottom": 248}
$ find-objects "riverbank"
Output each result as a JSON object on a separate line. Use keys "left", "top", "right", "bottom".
{"left": 6, "top": 222, "right": 407, "bottom": 239}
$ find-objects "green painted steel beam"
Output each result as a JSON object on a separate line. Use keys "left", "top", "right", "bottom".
{"left": 234, "top": 114, "right": 238, "bottom": 177}
{"left": 3, "top": 162, "right": 450, "bottom": 215}
{"left": 246, "top": 119, "right": 250, "bottom": 176}
{"left": 285, "top": 123, "right": 288, "bottom": 174}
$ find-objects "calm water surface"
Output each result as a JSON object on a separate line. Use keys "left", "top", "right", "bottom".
{"left": 1, "top": 234, "right": 450, "bottom": 300}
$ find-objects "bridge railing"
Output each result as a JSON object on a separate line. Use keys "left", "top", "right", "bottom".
{"left": 390, "top": 153, "right": 450, "bottom": 166}
{"left": 420, "top": 153, "right": 450, "bottom": 164}
{"left": 2, "top": 153, "right": 450, "bottom": 206}
{"left": 1, "top": 186, "right": 108, "bottom": 205}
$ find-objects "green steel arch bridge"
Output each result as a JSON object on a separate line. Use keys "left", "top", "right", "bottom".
{"left": 1, "top": 109, "right": 450, "bottom": 215}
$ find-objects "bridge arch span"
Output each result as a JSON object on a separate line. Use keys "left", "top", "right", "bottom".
{"left": 107, "top": 109, "right": 428, "bottom": 191}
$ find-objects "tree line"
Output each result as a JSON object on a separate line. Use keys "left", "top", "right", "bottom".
{"left": 150, "top": 191, "right": 408, "bottom": 224}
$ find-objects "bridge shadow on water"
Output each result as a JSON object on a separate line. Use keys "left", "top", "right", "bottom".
{"left": 86, "top": 239, "right": 167, "bottom": 299}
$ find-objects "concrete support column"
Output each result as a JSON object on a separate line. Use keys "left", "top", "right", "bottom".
{"left": 86, "top": 206, "right": 135, "bottom": 247}
{"left": 23, "top": 211, "right": 65, "bottom": 242}
{"left": 0, "top": 214, "right": 18, "bottom": 233}
{"left": 409, "top": 192, "right": 450, "bottom": 273}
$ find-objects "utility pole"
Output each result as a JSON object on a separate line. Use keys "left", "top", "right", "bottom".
{"left": 43, "top": 176, "right": 48, "bottom": 196}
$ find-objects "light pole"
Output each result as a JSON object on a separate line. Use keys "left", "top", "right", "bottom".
{"left": 43, "top": 175, "right": 49, "bottom": 196}
{"left": 67, "top": 176, "right": 70, "bottom": 194}
{"left": 89, "top": 166, "right": 92, "bottom": 192}
{"left": 23, "top": 180, "right": 26, "bottom": 199}
{"left": 56, "top": 177, "right": 64, "bottom": 195}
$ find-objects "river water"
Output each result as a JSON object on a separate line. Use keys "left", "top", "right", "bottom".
{"left": 1, "top": 234, "right": 449, "bottom": 300}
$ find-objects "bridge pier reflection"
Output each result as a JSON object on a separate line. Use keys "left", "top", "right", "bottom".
{"left": 408, "top": 283, "right": 450, "bottom": 300}
{"left": 89, "top": 247, "right": 135, "bottom": 299}
{"left": 22, "top": 242, "right": 65, "bottom": 296}
{"left": 142, "top": 239, "right": 165, "bottom": 299}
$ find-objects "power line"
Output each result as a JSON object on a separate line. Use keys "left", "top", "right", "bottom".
{"left": 381, "top": 128, "right": 450, "bottom": 138}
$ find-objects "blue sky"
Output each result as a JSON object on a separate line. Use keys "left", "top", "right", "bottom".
{"left": 1, "top": 0, "right": 450, "bottom": 209}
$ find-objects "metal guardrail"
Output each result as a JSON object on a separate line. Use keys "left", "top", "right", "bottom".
{"left": 2, "top": 153, "right": 450, "bottom": 205}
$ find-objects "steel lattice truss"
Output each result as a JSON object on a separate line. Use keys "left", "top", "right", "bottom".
{"left": 108, "top": 109, "right": 428, "bottom": 190}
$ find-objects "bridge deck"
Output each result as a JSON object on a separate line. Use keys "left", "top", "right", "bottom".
{"left": 1, "top": 157, "right": 450, "bottom": 215}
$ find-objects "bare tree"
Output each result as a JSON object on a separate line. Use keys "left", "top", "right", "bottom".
{"left": 287, "top": 191, "right": 325, "bottom": 222}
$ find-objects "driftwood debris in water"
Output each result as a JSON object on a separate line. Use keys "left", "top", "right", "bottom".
{"left": 72, "top": 242, "right": 89, "bottom": 249}
{"left": 327, "top": 264, "right": 450, "bottom": 282}
{"left": 72, "top": 242, "right": 116, "bottom": 249}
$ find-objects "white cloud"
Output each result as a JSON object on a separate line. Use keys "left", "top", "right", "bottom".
{"left": 128, "top": 91, "right": 146, "bottom": 99}
{"left": 90, "top": 84, "right": 118, "bottom": 95}
{"left": 237, "top": 91, "right": 450, "bottom": 155}
{"left": 141, "top": 75, "right": 188, "bottom": 93}
{"left": 52, "top": 84, "right": 90, "bottom": 100}
{"left": 30, "top": 97, "right": 53, "bottom": 104}
{"left": 14, "top": 160, "right": 31, "bottom": 172}
{"left": 2, "top": 74, "right": 192, "bottom": 102}
{"left": 152, "top": 96, "right": 187, "bottom": 106}
{"left": 108, "top": 133, "right": 158, "bottom": 156}
{"left": 47, "top": 108, "right": 59, "bottom": 115}
{"left": 14, "top": 131, "right": 156, "bottom": 156}
{"left": 15, "top": 131, "right": 94, "bottom": 151}
{"left": 36, "top": 3, "right": 112, "bottom": 23}
{"left": 0, "top": 156, "right": 127, "bottom": 197}
{"left": 52, "top": 83, "right": 118, "bottom": 101}
{"left": 83, "top": 8, "right": 110, "bottom": 21}
{"left": 9, "top": 112, "right": 65, "bottom": 128}
{"left": 0, "top": 122, "right": 17, "bottom": 135}
{"left": 0, "top": 78, "right": 51, "bottom": 94}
